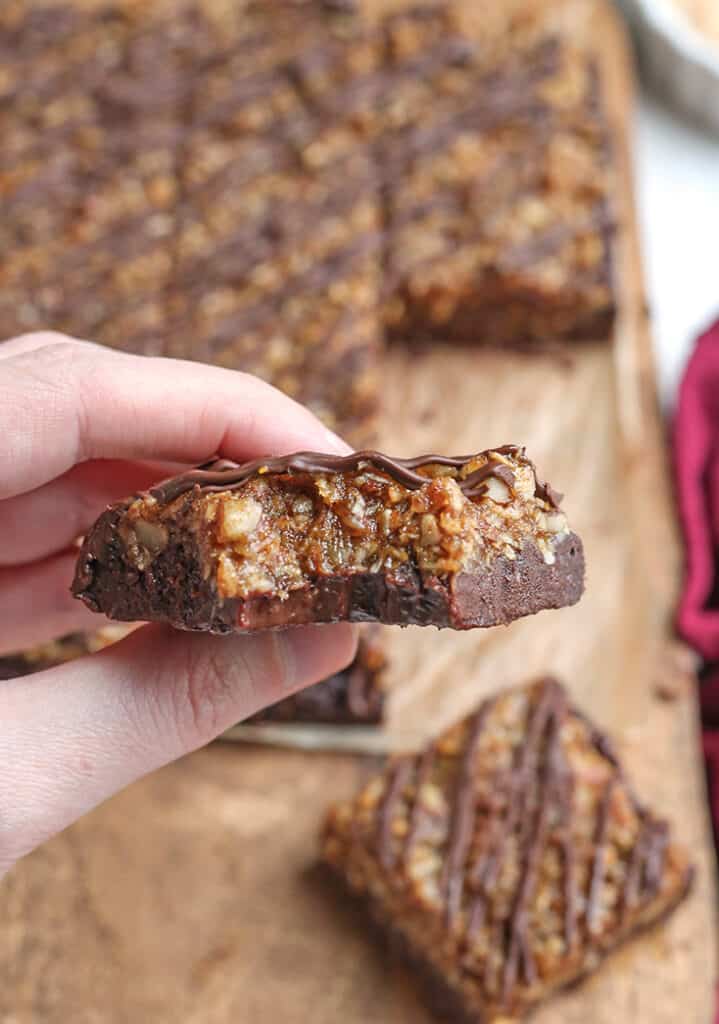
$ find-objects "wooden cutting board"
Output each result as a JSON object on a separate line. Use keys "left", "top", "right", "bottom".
{"left": 2, "top": 3, "right": 716, "bottom": 1022}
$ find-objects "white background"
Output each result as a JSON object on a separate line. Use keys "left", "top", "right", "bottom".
{"left": 635, "top": 94, "right": 719, "bottom": 409}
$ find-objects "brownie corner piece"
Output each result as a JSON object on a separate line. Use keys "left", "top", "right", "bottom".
{"left": 320, "top": 678, "right": 693, "bottom": 1022}
{"left": 72, "top": 446, "right": 584, "bottom": 634}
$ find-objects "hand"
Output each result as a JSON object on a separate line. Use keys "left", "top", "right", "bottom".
{"left": 0, "top": 333, "right": 358, "bottom": 876}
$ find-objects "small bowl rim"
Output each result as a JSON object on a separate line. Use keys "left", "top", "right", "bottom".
{"left": 632, "top": 0, "right": 719, "bottom": 76}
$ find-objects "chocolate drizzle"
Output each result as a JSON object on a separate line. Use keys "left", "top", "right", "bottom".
{"left": 354, "top": 678, "right": 689, "bottom": 1010}
{"left": 440, "top": 705, "right": 489, "bottom": 925}
{"left": 377, "top": 758, "right": 413, "bottom": 871}
{"left": 402, "top": 748, "right": 437, "bottom": 867}
{"left": 147, "top": 445, "right": 562, "bottom": 509}
{"left": 586, "top": 776, "right": 615, "bottom": 936}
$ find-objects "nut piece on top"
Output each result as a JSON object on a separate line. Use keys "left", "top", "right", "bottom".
{"left": 72, "top": 447, "right": 584, "bottom": 634}
{"left": 320, "top": 678, "right": 693, "bottom": 1023}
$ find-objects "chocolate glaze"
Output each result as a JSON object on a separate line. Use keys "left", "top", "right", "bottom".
{"left": 586, "top": 776, "right": 615, "bottom": 935}
{"left": 148, "top": 445, "right": 560, "bottom": 508}
{"left": 356, "top": 678, "right": 690, "bottom": 1011}
{"left": 402, "top": 748, "right": 437, "bottom": 868}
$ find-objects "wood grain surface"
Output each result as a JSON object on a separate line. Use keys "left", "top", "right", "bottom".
{"left": 2, "top": 2, "right": 716, "bottom": 1022}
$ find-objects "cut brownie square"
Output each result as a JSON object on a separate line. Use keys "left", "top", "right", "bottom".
{"left": 321, "top": 678, "right": 693, "bottom": 1022}
{"left": 71, "top": 447, "right": 584, "bottom": 634}
{"left": 380, "top": 8, "right": 615, "bottom": 347}
{"left": 0, "top": 3, "right": 187, "bottom": 352}
{"left": 247, "top": 627, "right": 386, "bottom": 725}
{"left": 164, "top": 2, "right": 383, "bottom": 441}
{"left": 168, "top": 143, "right": 382, "bottom": 440}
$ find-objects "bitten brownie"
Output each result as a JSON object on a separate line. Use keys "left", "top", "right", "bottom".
{"left": 320, "top": 678, "right": 693, "bottom": 1023}
{"left": 71, "top": 447, "right": 584, "bottom": 634}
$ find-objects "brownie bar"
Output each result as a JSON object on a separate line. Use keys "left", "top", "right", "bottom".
{"left": 0, "top": 4, "right": 187, "bottom": 352}
{"left": 0, "top": 1, "right": 616, "bottom": 386}
{"left": 247, "top": 628, "right": 386, "bottom": 725}
{"left": 72, "top": 447, "right": 584, "bottom": 634}
{"left": 379, "top": 6, "right": 615, "bottom": 346}
{"left": 321, "top": 678, "right": 693, "bottom": 1022}
{"left": 160, "top": 2, "right": 383, "bottom": 442}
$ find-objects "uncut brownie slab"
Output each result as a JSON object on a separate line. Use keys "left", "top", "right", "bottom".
{"left": 0, "top": 0, "right": 616, "bottom": 425}
{"left": 71, "top": 446, "right": 584, "bottom": 633}
{"left": 320, "top": 678, "right": 693, "bottom": 1023}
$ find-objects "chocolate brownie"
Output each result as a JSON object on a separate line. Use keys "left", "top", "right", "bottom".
{"left": 0, "top": 0, "right": 616, "bottom": 433}
{"left": 381, "top": 27, "right": 615, "bottom": 347}
{"left": 321, "top": 678, "right": 693, "bottom": 1022}
{"left": 0, "top": 4, "right": 188, "bottom": 352}
{"left": 72, "top": 447, "right": 584, "bottom": 633}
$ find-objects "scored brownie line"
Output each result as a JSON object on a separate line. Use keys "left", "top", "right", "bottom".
{"left": 465, "top": 680, "right": 564, "bottom": 942}
{"left": 586, "top": 775, "right": 616, "bottom": 936}
{"left": 440, "top": 704, "right": 490, "bottom": 926}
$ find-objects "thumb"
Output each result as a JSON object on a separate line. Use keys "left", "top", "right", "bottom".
{"left": 0, "top": 622, "right": 357, "bottom": 875}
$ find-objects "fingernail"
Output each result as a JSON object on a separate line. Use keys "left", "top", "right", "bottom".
{"left": 279, "top": 623, "right": 358, "bottom": 694}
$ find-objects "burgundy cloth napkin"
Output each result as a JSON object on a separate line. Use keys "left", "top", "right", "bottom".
{"left": 674, "top": 316, "right": 719, "bottom": 846}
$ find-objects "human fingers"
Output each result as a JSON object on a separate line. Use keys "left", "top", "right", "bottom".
{"left": 0, "top": 333, "right": 350, "bottom": 501}
{"left": 0, "top": 549, "right": 107, "bottom": 654}
{"left": 0, "top": 459, "right": 182, "bottom": 567}
{"left": 0, "top": 620, "right": 357, "bottom": 875}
